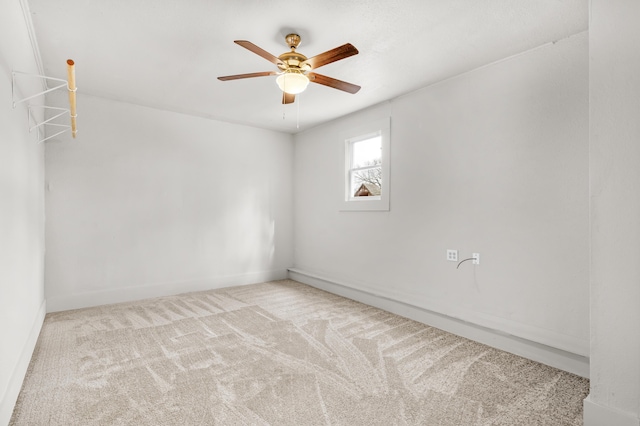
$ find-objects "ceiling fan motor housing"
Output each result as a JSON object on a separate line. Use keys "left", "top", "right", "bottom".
{"left": 278, "top": 52, "right": 310, "bottom": 71}
{"left": 278, "top": 34, "right": 311, "bottom": 72}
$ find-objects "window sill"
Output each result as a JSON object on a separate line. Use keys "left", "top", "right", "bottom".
{"left": 340, "top": 196, "right": 389, "bottom": 212}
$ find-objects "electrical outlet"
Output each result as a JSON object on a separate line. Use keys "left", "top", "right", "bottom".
{"left": 447, "top": 249, "right": 458, "bottom": 262}
{"left": 472, "top": 253, "right": 480, "bottom": 265}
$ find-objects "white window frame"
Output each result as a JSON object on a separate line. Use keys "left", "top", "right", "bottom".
{"left": 340, "top": 117, "right": 390, "bottom": 211}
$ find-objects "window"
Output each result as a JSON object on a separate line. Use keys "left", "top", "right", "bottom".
{"left": 340, "top": 117, "right": 390, "bottom": 211}
{"left": 349, "top": 133, "right": 382, "bottom": 198}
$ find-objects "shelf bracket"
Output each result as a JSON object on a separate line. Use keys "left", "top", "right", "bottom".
{"left": 12, "top": 59, "right": 78, "bottom": 142}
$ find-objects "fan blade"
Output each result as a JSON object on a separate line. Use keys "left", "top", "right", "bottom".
{"left": 305, "top": 43, "right": 358, "bottom": 69}
{"left": 235, "top": 40, "right": 283, "bottom": 66}
{"left": 308, "top": 73, "right": 361, "bottom": 94}
{"left": 218, "top": 71, "right": 277, "bottom": 81}
{"left": 282, "top": 92, "right": 295, "bottom": 104}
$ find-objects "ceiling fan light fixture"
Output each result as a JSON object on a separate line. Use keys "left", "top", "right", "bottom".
{"left": 276, "top": 70, "right": 309, "bottom": 95}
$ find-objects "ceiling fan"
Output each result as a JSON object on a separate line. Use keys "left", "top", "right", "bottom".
{"left": 218, "top": 33, "right": 361, "bottom": 104}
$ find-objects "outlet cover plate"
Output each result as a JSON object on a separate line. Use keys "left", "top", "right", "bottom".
{"left": 447, "top": 249, "right": 458, "bottom": 262}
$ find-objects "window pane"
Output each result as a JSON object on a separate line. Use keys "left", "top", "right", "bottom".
{"left": 351, "top": 166, "right": 382, "bottom": 197}
{"left": 352, "top": 135, "right": 381, "bottom": 168}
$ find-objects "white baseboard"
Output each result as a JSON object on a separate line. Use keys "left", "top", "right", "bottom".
{"left": 584, "top": 395, "right": 640, "bottom": 426}
{"left": 288, "top": 268, "right": 589, "bottom": 378}
{"left": 46, "top": 269, "right": 289, "bottom": 313}
{"left": 0, "top": 299, "right": 46, "bottom": 426}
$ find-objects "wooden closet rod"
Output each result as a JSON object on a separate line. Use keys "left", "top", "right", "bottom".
{"left": 67, "top": 59, "right": 77, "bottom": 138}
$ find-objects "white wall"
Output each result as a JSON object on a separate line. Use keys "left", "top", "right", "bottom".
{"left": 584, "top": 1, "right": 640, "bottom": 425}
{"left": 293, "top": 34, "right": 589, "bottom": 359}
{"left": 45, "top": 94, "right": 293, "bottom": 311}
{"left": 0, "top": 1, "right": 47, "bottom": 424}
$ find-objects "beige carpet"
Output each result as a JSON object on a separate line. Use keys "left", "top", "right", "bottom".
{"left": 11, "top": 280, "right": 589, "bottom": 425}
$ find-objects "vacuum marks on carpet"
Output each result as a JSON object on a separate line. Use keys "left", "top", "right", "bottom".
{"left": 10, "top": 280, "right": 589, "bottom": 425}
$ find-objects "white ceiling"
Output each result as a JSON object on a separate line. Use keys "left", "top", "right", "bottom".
{"left": 27, "top": 0, "right": 587, "bottom": 134}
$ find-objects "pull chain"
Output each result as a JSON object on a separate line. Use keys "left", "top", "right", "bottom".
{"left": 296, "top": 92, "right": 300, "bottom": 129}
